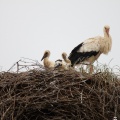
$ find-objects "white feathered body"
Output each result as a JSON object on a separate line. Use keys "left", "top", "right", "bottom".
{"left": 43, "top": 58, "right": 55, "bottom": 68}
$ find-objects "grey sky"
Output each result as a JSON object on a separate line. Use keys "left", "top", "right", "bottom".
{"left": 0, "top": 0, "right": 120, "bottom": 71}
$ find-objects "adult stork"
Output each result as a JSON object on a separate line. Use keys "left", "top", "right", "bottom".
{"left": 41, "top": 50, "right": 55, "bottom": 68}
{"left": 68, "top": 25, "right": 112, "bottom": 73}
{"left": 55, "top": 52, "right": 71, "bottom": 70}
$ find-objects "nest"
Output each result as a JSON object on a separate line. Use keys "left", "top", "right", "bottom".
{"left": 0, "top": 68, "right": 120, "bottom": 120}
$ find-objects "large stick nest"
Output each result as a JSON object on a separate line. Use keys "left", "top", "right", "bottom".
{"left": 0, "top": 68, "right": 120, "bottom": 120}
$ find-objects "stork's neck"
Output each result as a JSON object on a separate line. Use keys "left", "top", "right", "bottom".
{"left": 63, "top": 56, "right": 71, "bottom": 63}
{"left": 104, "top": 29, "right": 110, "bottom": 39}
{"left": 44, "top": 57, "right": 50, "bottom": 61}
{"left": 65, "top": 58, "right": 71, "bottom": 63}
{"left": 43, "top": 57, "right": 50, "bottom": 65}
{"left": 102, "top": 30, "right": 112, "bottom": 54}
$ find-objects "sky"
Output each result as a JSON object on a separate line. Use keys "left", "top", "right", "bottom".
{"left": 0, "top": 0, "right": 120, "bottom": 72}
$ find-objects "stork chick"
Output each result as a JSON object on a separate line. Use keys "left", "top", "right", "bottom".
{"left": 55, "top": 52, "right": 71, "bottom": 70}
{"left": 68, "top": 25, "right": 112, "bottom": 74}
{"left": 54, "top": 59, "right": 66, "bottom": 70}
{"left": 41, "top": 50, "right": 55, "bottom": 68}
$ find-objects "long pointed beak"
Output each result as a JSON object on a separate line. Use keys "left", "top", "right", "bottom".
{"left": 41, "top": 55, "right": 45, "bottom": 61}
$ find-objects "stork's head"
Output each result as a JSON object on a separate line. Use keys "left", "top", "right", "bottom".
{"left": 54, "top": 59, "right": 63, "bottom": 68}
{"left": 62, "top": 52, "right": 67, "bottom": 59}
{"left": 41, "top": 50, "right": 50, "bottom": 61}
{"left": 104, "top": 25, "right": 110, "bottom": 37}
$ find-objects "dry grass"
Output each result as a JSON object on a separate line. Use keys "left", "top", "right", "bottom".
{"left": 0, "top": 64, "right": 120, "bottom": 120}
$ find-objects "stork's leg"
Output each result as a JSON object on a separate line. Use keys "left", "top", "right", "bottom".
{"left": 79, "top": 64, "right": 86, "bottom": 73}
{"left": 79, "top": 64, "right": 83, "bottom": 72}
{"left": 89, "top": 65, "right": 93, "bottom": 74}
{"left": 87, "top": 64, "right": 93, "bottom": 74}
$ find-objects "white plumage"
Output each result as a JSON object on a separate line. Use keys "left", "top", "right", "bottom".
{"left": 68, "top": 25, "right": 112, "bottom": 73}
{"left": 79, "top": 37, "right": 101, "bottom": 52}
{"left": 41, "top": 50, "right": 55, "bottom": 68}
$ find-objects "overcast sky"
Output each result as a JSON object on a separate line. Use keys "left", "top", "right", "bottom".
{"left": 0, "top": 0, "right": 120, "bottom": 72}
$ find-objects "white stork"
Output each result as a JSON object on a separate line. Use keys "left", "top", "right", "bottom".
{"left": 41, "top": 50, "right": 55, "bottom": 68}
{"left": 68, "top": 25, "right": 112, "bottom": 73}
{"left": 55, "top": 52, "right": 71, "bottom": 70}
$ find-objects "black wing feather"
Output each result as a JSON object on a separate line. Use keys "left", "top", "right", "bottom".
{"left": 68, "top": 43, "right": 99, "bottom": 66}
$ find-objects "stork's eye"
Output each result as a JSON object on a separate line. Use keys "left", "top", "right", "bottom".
{"left": 45, "top": 52, "right": 48, "bottom": 56}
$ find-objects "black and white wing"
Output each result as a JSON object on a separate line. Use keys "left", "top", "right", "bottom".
{"left": 68, "top": 38, "right": 100, "bottom": 66}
